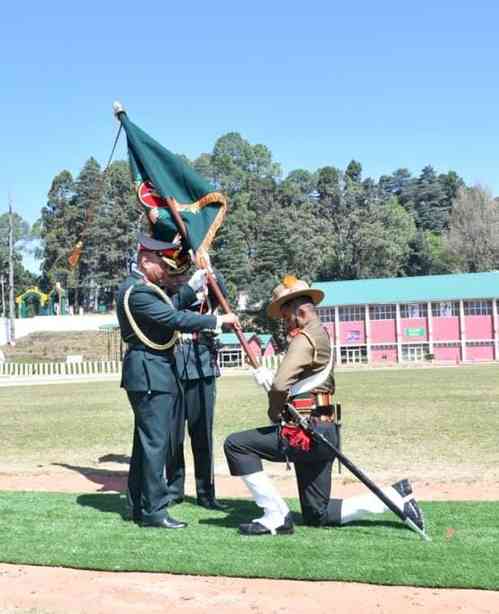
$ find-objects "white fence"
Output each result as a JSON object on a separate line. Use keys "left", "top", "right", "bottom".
{"left": 0, "top": 354, "right": 283, "bottom": 380}
{"left": 260, "top": 355, "right": 283, "bottom": 370}
{"left": 0, "top": 360, "right": 122, "bottom": 378}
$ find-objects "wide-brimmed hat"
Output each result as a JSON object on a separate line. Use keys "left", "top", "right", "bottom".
{"left": 137, "top": 233, "right": 190, "bottom": 275}
{"left": 266, "top": 275, "right": 324, "bottom": 319}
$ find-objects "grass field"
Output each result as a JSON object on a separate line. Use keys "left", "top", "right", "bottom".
{"left": 1, "top": 365, "right": 498, "bottom": 481}
{"left": 1, "top": 365, "right": 498, "bottom": 587}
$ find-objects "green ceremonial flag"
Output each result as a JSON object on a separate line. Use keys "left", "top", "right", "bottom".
{"left": 118, "top": 110, "right": 227, "bottom": 253}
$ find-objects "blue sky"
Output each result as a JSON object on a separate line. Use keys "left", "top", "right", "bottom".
{"left": 2, "top": 1, "right": 499, "bottom": 269}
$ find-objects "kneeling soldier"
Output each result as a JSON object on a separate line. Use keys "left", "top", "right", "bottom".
{"left": 224, "top": 276, "right": 424, "bottom": 535}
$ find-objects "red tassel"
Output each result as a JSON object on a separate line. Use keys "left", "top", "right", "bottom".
{"left": 281, "top": 425, "right": 312, "bottom": 452}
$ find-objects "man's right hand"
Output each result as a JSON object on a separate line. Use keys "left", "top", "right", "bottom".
{"left": 219, "top": 312, "right": 239, "bottom": 327}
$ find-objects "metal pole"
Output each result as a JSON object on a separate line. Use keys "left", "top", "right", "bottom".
{"left": 8, "top": 195, "right": 15, "bottom": 345}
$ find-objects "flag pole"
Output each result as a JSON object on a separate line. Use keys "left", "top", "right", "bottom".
{"left": 164, "top": 195, "right": 260, "bottom": 370}
{"left": 112, "top": 101, "right": 260, "bottom": 369}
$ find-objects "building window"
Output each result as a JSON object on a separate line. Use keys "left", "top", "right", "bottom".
{"left": 340, "top": 345, "right": 367, "bottom": 364}
{"left": 463, "top": 300, "right": 492, "bottom": 315}
{"left": 400, "top": 303, "right": 427, "bottom": 319}
{"left": 369, "top": 304, "right": 396, "bottom": 320}
{"left": 433, "top": 341, "right": 460, "bottom": 347}
{"left": 218, "top": 348, "right": 243, "bottom": 368}
{"left": 401, "top": 343, "right": 429, "bottom": 361}
{"left": 317, "top": 307, "right": 335, "bottom": 323}
{"left": 465, "top": 341, "right": 494, "bottom": 347}
{"left": 339, "top": 305, "right": 364, "bottom": 321}
{"left": 431, "top": 301, "right": 459, "bottom": 317}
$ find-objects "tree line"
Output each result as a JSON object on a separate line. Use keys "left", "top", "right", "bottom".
{"left": 2, "top": 132, "right": 499, "bottom": 327}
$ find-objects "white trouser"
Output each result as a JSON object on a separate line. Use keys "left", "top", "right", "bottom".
{"left": 242, "top": 471, "right": 290, "bottom": 533}
{"left": 340, "top": 486, "right": 409, "bottom": 524}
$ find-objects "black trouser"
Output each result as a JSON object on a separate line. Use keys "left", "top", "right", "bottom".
{"left": 127, "top": 390, "right": 182, "bottom": 523}
{"left": 166, "top": 376, "right": 216, "bottom": 501}
{"left": 224, "top": 425, "right": 342, "bottom": 526}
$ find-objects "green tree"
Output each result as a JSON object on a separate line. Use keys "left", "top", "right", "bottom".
{"left": 0, "top": 212, "right": 37, "bottom": 314}
{"left": 38, "top": 170, "right": 77, "bottom": 295}
{"left": 443, "top": 186, "right": 499, "bottom": 272}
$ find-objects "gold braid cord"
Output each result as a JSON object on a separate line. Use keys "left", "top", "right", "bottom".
{"left": 124, "top": 282, "right": 179, "bottom": 351}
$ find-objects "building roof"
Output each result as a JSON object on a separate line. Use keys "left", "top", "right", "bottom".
{"left": 312, "top": 271, "right": 499, "bottom": 307}
{"left": 258, "top": 334, "right": 273, "bottom": 345}
{"left": 218, "top": 331, "right": 258, "bottom": 346}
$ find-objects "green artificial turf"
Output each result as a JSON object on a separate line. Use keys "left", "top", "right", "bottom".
{"left": 0, "top": 492, "right": 498, "bottom": 589}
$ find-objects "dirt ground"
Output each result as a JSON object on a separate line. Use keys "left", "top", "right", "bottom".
{"left": 1, "top": 470, "right": 498, "bottom": 614}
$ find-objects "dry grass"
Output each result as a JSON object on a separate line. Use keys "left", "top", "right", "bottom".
{"left": 0, "top": 365, "right": 498, "bottom": 483}
{"left": 2, "top": 331, "right": 116, "bottom": 363}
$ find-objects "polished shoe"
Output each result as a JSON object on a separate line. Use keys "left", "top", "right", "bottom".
{"left": 141, "top": 513, "right": 187, "bottom": 529}
{"left": 197, "top": 496, "right": 228, "bottom": 511}
{"left": 392, "top": 478, "right": 413, "bottom": 498}
{"left": 165, "top": 497, "right": 184, "bottom": 507}
{"left": 239, "top": 512, "right": 294, "bottom": 536}
{"left": 403, "top": 498, "right": 425, "bottom": 532}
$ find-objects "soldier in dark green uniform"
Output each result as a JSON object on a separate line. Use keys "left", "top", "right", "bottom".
{"left": 164, "top": 270, "right": 228, "bottom": 510}
{"left": 224, "top": 276, "right": 425, "bottom": 536}
{"left": 116, "top": 235, "right": 238, "bottom": 529}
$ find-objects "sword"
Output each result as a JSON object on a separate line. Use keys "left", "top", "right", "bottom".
{"left": 285, "top": 404, "right": 430, "bottom": 541}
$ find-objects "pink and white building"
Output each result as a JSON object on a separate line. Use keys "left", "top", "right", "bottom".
{"left": 312, "top": 271, "right": 499, "bottom": 365}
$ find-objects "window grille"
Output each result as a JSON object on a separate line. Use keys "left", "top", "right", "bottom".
{"left": 463, "top": 300, "right": 492, "bottom": 315}
{"left": 317, "top": 307, "right": 335, "bottom": 323}
{"left": 339, "top": 305, "right": 364, "bottom": 321}
{"left": 369, "top": 304, "right": 396, "bottom": 320}
{"left": 431, "top": 301, "right": 459, "bottom": 317}
{"left": 400, "top": 303, "right": 427, "bottom": 318}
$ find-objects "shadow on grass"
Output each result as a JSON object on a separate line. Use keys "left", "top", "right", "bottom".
{"left": 98, "top": 453, "right": 130, "bottom": 464}
{"left": 75, "top": 492, "right": 408, "bottom": 533}
{"left": 77, "top": 493, "right": 127, "bottom": 517}
{"left": 52, "top": 463, "right": 128, "bottom": 492}
{"left": 76, "top": 493, "right": 252, "bottom": 526}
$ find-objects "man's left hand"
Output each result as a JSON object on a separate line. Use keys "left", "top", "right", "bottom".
{"left": 267, "top": 407, "right": 282, "bottom": 424}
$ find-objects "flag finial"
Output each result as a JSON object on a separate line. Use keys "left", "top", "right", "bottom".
{"left": 113, "top": 100, "right": 125, "bottom": 116}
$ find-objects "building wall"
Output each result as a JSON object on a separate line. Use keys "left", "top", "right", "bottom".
{"left": 466, "top": 342, "right": 495, "bottom": 361}
{"left": 370, "top": 320, "right": 397, "bottom": 343}
{"left": 465, "top": 316, "right": 493, "bottom": 340}
{"left": 432, "top": 317, "right": 460, "bottom": 341}
{"left": 371, "top": 346, "right": 398, "bottom": 362}
{"left": 339, "top": 320, "right": 365, "bottom": 344}
{"left": 400, "top": 318, "right": 429, "bottom": 343}
{"left": 433, "top": 344, "right": 461, "bottom": 362}
{"left": 263, "top": 342, "right": 276, "bottom": 357}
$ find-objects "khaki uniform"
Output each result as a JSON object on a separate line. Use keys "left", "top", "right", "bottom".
{"left": 224, "top": 314, "right": 342, "bottom": 526}
{"left": 269, "top": 318, "right": 334, "bottom": 421}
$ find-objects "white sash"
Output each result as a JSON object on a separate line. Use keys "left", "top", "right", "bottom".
{"left": 289, "top": 346, "right": 334, "bottom": 396}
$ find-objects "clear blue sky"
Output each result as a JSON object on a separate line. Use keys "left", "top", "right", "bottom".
{"left": 2, "top": 0, "right": 499, "bottom": 234}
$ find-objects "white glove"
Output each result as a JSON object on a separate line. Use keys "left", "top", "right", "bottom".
{"left": 187, "top": 269, "right": 208, "bottom": 293}
{"left": 252, "top": 367, "right": 274, "bottom": 390}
